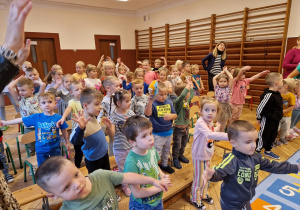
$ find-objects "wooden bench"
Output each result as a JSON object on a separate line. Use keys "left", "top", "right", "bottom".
{"left": 13, "top": 156, "right": 117, "bottom": 208}
{"left": 214, "top": 141, "right": 232, "bottom": 155}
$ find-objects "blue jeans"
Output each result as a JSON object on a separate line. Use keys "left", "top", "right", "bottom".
{"left": 36, "top": 146, "right": 61, "bottom": 166}
{"left": 290, "top": 108, "right": 300, "bottom": 128}
{"left": 129, "top": 196, "right": 163, "bottom": 210}
{"left": 0, "top": 141, "right": 9, "bottom": 176}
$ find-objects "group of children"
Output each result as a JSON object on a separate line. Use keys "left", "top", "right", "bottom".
{"left": 0, "top": 57, "right": 299, "bottom": 210}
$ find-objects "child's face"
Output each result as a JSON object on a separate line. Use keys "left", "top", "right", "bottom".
{"left": 136, "top": 72, "right": 144, "bottom": 80}
{"left": 218, "top": 78, "right": 228, "bottom": 88}
{"left": 130, "top": 127, "right": 154, "bottom": 150}
{"left": 154, "top": 62, "right": 161, "bottom": 68}
{"left": 155, "top": 88, "right": 168, "bottom": 102}
{"left": 88, "top": 69, "right": 98, "bottom": 79}
{"left": 107, "top": 81, "right": 120, "bottom": 94}
{"left": 22, "top": 63, "right": 32, "bottom": 72}
{"left": 71, "top": 84, "right": 83, "bottom": 99}
{"left": 294, "top": 85, "right": 300, "bottom": 94}
{"left": 117, "top": 94, "right": 131, "bottom": 110}
{"left": 183, "top": 64, "right": 191, "bottom": 74}
{"left": 63, "top": 77, "right": 72, "bottom": 90}
{"left": 39, "top": 97, "right": 57, "bottom": 113}
{"left": 26, "top": 70, "right": 39, "bottom": 81}
{"left": 159, "top": 72, "right": 167, "bottom": 82}
{"left": 142, "top": 62, "right": 150, "bottom": 72}
{"left": 85, "top": 98, "right": 102, "bottom": 116}
{"left": 105, "top": 66, "right": 114, "bottom": 76}
{"left": 172, "top": 68, "right": 179, "bottom": 76}
{"left": 201, "top": 102, "right": 218, "bottom": 123}
{"left": 54, "top": 70, "right": 63, "bottom": 81}
{"left": 119, "top": 68, "right": 126, "bottom": 75}
{"left": 47, "top": 161, "right": 88, "bottom": 201}
{"left": 76, "top": 65, "right": 85, "bottom": 74}
{"left": 17, "top": 85, "right": 34, "bottom": 98}
{"left": 193, "top": 68, "right": 200, "bottom": 75}
{"left": 230, "top": 130, "right": 257, "bottom": 156}
{"left": 132, "top": 84, "right": 144, "bottom": 97}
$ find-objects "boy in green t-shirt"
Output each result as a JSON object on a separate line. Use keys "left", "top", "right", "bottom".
{"left": 123, "top": 115, "right": 172, "bottom": 210}
{"left": 35, "top": 156, "right": 170, "bottom": 210}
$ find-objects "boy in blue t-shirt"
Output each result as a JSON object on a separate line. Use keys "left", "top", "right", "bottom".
{"left": 124, "top": 115, "right": 172, "bottom": 210}
{"left": 0, "top": 92, "right": 69, "bottom": 166}
{"left": 145, "top": 82, "right": 177, "bottom": 174}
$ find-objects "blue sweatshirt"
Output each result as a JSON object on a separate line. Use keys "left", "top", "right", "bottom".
{"left": 123, "top": 80, "right": 149, "bottom": 94}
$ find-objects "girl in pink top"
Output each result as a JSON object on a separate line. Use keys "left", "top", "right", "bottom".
{"left": 229, "top": 66, "right": 269, "bottom": 124}
{"left": 143, "top": 59, "right": 158, "bottom": 85}
{"left": 191, "top": 98, "right": 228, "bottom": 209}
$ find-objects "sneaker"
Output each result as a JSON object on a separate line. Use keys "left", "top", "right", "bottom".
{"left": 116, "top": 195, "right": 121, "bottom": 202}
{"left": 160, "top": 165, "right": 175, "bottom": 174}
{"left": 273, "top": 139, "right": 282, "bottom": 147}
{"left": 285, "top": 134, "right": 296, "bottom": 141}
{"left": 202, "top": 195, "right": 214, "bottom": 204}
{"left": 178, "top": 155, "right": 189, "bottom": 163}
{"left": 173, "top": 160, "right": 182, "bottom": 169}
{"left": 5, "top": 174, "right": 14, "bottom": 183}
{"left": 264, "top": 151, "right": 280, "bottom": 159}
{"left": 293, "top": 127, "right": 300, "bottom": 133}
{"left": 289, "top": 129, "right": 299, "bottom": 137}
{"left": 0, "top": 126, "right": 9, "bottom": 131}
{"left": 191, "top": 201, "right": 206, "bottom": 210}
{"left": 29, "top": 166, "right": 37, "bottom": 176}
{"left": 279, "top": 138, "right": 288, "bottom": 145}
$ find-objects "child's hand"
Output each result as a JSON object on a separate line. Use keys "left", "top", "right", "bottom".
{"left": 72, "top": 111, "right": 90, "bottom": 129}
{"left": 153, "top": 177, "right": 172, "bottom": 192}
{"left": 102, "top": 117, "right": 113, "bottom": 127}
{"left": 215, "top": 122, "right": 221, "bottom": 129}
{"left": 120, "top": 76, "right": 126, "bottom": 81}
{"left": 160, "top": 57, "right": 165, "bottom": 60}
{"left": 202, "top": 168, "right": 215, "bottom": 186}
{"left": 261, "top": 70, "right": 270, "bottom": 75}
{"left": 56, "top": 118, "right": 65, "bottom": 128}
{"left": 298, "top": 162, "right": 300, "bottom": 171}
{"left": 148, "top": 95, "right": 154, "bottom": 102}
{"left": 163, "top": 113, "right": 173, "bottom": 121}
{"left": 0, "top": 120, "right": 7, "bottom": 127}
{"left": 17, "top": 39, "right": 31, "bottom": 65}
{"left": 137, "top": 61, "right": 142, "bottom": 65}
{"left": 117, "top": 57, "right": 121, "bottom": 64}
{"left": 242, "top": 66, "right": 251, "bottom": 71}
{"left": 55, "top": 78, "right": 62, "bottom": 85}
{"left": 106, "top": 56, "right": 112, "bottom": 61}
{"left": 100, "top": 55, "right": 104, "bottom": 61}
{"left": 256, "top": 120, "right": 261, "bottom": 126}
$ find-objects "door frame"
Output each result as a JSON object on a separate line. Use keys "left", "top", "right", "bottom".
{"left": 95, "top": 35, "right": 121, "bottom": 60}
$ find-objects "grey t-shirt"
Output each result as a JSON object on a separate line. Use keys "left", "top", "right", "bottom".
{"left": 130, "top": 94, "right": 148, "bottom": 116}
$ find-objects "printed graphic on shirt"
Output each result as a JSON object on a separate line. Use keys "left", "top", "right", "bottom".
{"left": 94, "top": 191, "right": 116, "bottom": 210}
{"left": 156, "top": 104, "right": 171, "bottom": 117}
{"left": 254, "top": 164, "right": 260, "bottom": 181}
{"left": 237, "top": 167, "right": 252, "bottom": 184}
{"left": 283, "top": 99, "right": 289, "bottom": 107}
{"left": 206, "top": 139, "right": 214, "bottom": 153}
{"left": 183, "top": 100, "right": 190, "bottom": 120}
{"left": 239, "top": 84, "right": 247, "bottom": 93}
{"left": 37, "top": 122, "right": 58, "bottom": 143}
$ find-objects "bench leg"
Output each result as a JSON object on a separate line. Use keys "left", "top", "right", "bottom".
{"left": 5, "top": 144, "right": 17, "bottom": 175}
{"left": 42, "top": 197, "right": 50, "bottom": 210}
{"left": 24, "top": 162, "right": 27, "bottom": 182}
{"left": 16, "top": 138, "right": 23, "bottom": 169}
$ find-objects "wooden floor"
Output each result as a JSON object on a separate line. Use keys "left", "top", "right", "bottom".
{"left": 2, "top": 105, "right": 300, "bottom": 210}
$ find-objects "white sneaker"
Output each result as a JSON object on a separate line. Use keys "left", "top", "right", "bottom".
{"left": 293, "top": 127, "right": 300, "bottom": 133}
{"left": 29, "top": 166, "right": 37, "bottom": 176}
{"left": 289, "top": 129, "right": 299, "bottom": 137}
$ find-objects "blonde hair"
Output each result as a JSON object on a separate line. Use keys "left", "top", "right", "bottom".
{"left": 17, "top": 78, "right": 34, "bottom": 88}
{"left": 102, "top": 76, "right": 119, "bottom": 89}
{"left": 212, "top": 41, "right": 227, "bottom": 60}
{"left": 265, "top": 72, "right": 282, "bottom": 87}
{"left": 191, "top": 64, "right": 200, "bottom": 74}
{"left": 62, "top": 74, "right": 73, "bottom": 83}
{"left": 169, "top": 65, "right": 177, "bottom": 72}
{"left": 157, "top": 81, "right": 167, "bottom": 92}
{"left": 101, "top": 61, "right": 115, "bottom": 77}
{"left": 86, "top": 64, "right": 97, "bottom": 75}
{"left": 155, "top": 59, "right": 162, "bottom": 63}
{"left": 76, "top": 61, "right": 85, "bottom": 68}
{"left": 283, "top": 78, "right": 296, "bottom": 92}
{"left": 118, "top": 65, "right": 126, "bottom": 74}
{"left": 131, "top": 79, "right": 144, "bottom": 88}
{"left": 44, "top": 64, "right": 63, "bottom": 85}
{"left": 200, "top": 97, "right": 220, "bottom": 113}
{"left": 22, "top": 61, "right": 32, "bottom": 69}
{"left": 69, "top": 81, "right": 81, "bottom": 91}
{"left": 175, "top": 60, "right": 183, "bottom": 70}
{"left": 159, "top": 68, "right": 168, "bottom": 75}
{"left": 126, "top": 72, "right": 134, "bottom": 81}
{"left": 134, "top": 68, "right": 144, "bottom": 79}
{"left": 38, "top": 92, "right": 56, "bottom": 103}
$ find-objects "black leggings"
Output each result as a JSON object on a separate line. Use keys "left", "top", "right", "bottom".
{"left": 207, "top": 72, "right": 216, "bottom": 91}
{"left": 74, "top": 141, "right": 84, "bottom": 168}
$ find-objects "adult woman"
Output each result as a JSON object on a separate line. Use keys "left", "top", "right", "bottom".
{"left": 202, "top": 41, "right": 227, "bottom": 91}
{"left": 287, "top": 64, "right": 300, "bottom": 79}
{"left": 282, "top": 36, "right": 300, "bottom": 78}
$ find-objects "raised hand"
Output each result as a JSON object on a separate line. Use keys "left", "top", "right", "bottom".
{"left": 261, "top": 70, "right": 270, "bottom": 75}
{"left": 17, "top": 39, "right": 31, "bottom": 65}
{"left": 202, "top": 168, "right": 215, "bottom": 187}
{"left": 72, "top": 110, "right": 90, "bottom": 129}
{"left": 102, "top": 117, "right": 113, "bottom": 128}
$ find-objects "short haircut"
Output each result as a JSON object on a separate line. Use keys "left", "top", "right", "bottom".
{"left": 154, "top": 59, "right": 162, "bottom": 63}
{"left": 134, "top": 68, "right": 144, "bottom": 79}
{"left": 103, "top": 61, "right": 115, "bottom": 69}
{"left": 283, "top": 78, "right": 296, "bottom": 92}
{"left": 69, "top": 80, "right": 81, "bottom": 91}
{"left": 76, "top": 61, "right": 85, "bottom": 68}
{"left": 124, "top": 115, "right": 152, "bottom": 141}
{"left": 102, "top": 76, "right": 119, "bottom": 89}
{"left": 25, "top": 67, "right": 38, "bottom": 73}
{"left": 174, "top": 83, "right": 187, "bottom": 96}
{"left": 126, "top": 71, "right": 134, "bottom": 80}
{"left": 131, "top": 79, "right": 144, "bottom": 88}
{"left": 80, "top": 88, "right": 103, "bottom": 105}
{"left": 175, "top": 60, "right": 183, "bottom": 69}
{"left": 38, "top": 92, "right": 56, "bottom": 103}
{"left": 227, "top": 120, "right": 256, "bottom": 141}
{"left": 17, "top": 78, "right": 34, "bottom": 88}
{"left": 265, "top": 72, "right": 282, "bottom": 87}
{"left": 62, "top": 74, "right": 73, "bottom": 83}
{"left": 142, "top": 59, "right": 150, "bottom": 64}
{"left": 85, "top": 64, "right": 96, "bottom": 74}
{"left": 182, "top": 61, "right": 190, "bottom": 68}
{"left": 35, "top": 156, "right": 69, "bottom": 193}
{"left": 157, "top": 81, "right": 167, "bottom": 92}
{"left": 200, "top": 97, "right": 219, "bottom": 113}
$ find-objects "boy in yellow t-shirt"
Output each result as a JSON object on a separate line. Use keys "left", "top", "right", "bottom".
{"left": 278, "top": 78, "right": 296, "bottom": 144}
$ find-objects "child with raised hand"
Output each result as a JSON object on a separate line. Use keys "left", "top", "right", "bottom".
{"left": 230, "top": 66, "right": 269, "bottom": 123}
{"left": 36, "top": 156, "right": 170, "bottom": 210}
{"left": 0, "top": 92, "right": 70, "bottom": 166}
{"left": 145, "top": 82, "right": 177, "bottom": 174}
{"left": 84, "top": 64, "right": 101, "bottom": 90}
{"left": 101, "top": 60, "right": 116, "bottom": 81}
{"left": 73, "top": 61, "right": 87, "bottom": 82}
{"left": 202, "top": 120, "right": 300, "bottom": 210}
{"left": 181, "top": 61, "right": 200, "bottom": 91}
{"left": 152, "top": 57, "right": 167, "bottom": 71}
{"left": 172, "top": 79, "right": 194, "bottom": 170}
{"left": 106, "top": 89, "right": 135, "bottom": 196}
{"left": 190, "top": 97, "right": 228, "bottom": 210}
{"left": 124, "top": 115, "right": 172, "bottom": 209}
{"left": 48, "top": 74, "right": 73, "bottom": 120}
{"left": 115, "top": 57, "right": 130, "bottom": 83}
{"left": 44, "top": 64, "right": 64, "bottom": 91}
{"left": 24, "top": 67, "right": 43, "bottom": 94}
{"left": 213, "top": 67, "right": 233, "bottom": 132}
{"left": 130, "top": 79, "right": 148, "bottom": 116}
{"left": 290, "top": 79, "right": 300, "bottom": 136}
{"left": 167, "top": 65, "right": 182, "bottom": 101}
{"left": 191, "top": 64, "right": 204, "bottom": 96}
{"left": 175, "top": 60, "right": 183, "bottom": 74}
{"left": 277, "top": 78, "right": 296, "bottom": 144}
{"left": 123, "top": 68, "right": 149, "bottom": 95}
{"left": 144, "top": 59, "right": 159, "bottom": 85}
{"left": 70, "top": 88, "right": 109, "bottom": 173}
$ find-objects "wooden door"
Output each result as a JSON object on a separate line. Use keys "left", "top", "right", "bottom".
{"left": 25, "top": 38, "right": 57, "bottom": 79}
{"left": 99, "top": 40, "right": 118, "bottom": 63}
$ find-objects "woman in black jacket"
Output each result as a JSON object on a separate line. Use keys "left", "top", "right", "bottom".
{"left": 202, "top": 41, "right": 227, "bottom": 91}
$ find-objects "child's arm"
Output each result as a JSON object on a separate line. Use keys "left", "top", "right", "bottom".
{"left": 199, "top": 77, "right": 204, "bottom": 90}
{"left": 122, "top": 80, "right": 131, "bottom": 90}
{"left": 223, "top": 67, "right": 234, "bottom": 88}
{"left": 175, "top": 80, "right": 193, "bottom": 105}
{"left": 97, "top": 55, "right": 105, "bottom": 69}
{"left": 236, "top": 65, "right": 251, "bottom": 81}
{"left": 70, "top": 111, "right": 90, "bottom": 145}
{"left": 0, "top": 118, "right": 23, "bottom": 126}
{"left": 123, "top": 173, "right": 171, "bottom": 198}
{"left": 60, "top": 128, "right": 71, "bottom": 149}
{"left": 144, "top": 95, "right": 154, "bottom": 117}
{"left": 161, "top": 57, "right": 167, "bottom": 68}
{"left": 56, "top": 106, "right": 72, "bottom": 128}
{"left": 260, "top": 154, "right": 299, "bottom": 174}
{"left": 283, "top": 105, "right": 295, "bottom": 114}
{"left": 34, "top": 80, "right": 46, "bottom": 95}
{"left": 103, "top": 117, "right": 115, "bottom": 138}
{"left": 249, "top": 70, "right": 270, "bottom": 83}
{"left": 196, "top": 119, "right": 228, "bottom": 140}
{"left": 256, "top": 93, "right": 274, "bottom": 121}
{"left": 212, "top": 71, "right": 223, "bottom": 88}
{"left": 7, "top": 75, "right": 25, "bottom": 101}
{"left": 163, "top": 113, "right": 177, "bottom": 121}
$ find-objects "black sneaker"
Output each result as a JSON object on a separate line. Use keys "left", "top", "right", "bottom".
{"left": 202, "top": 195, "right": 214, "bottom": 204}
{"left": 173, "top": 160, "right": 182, "bottom": 169}
{"left": 160, "top": 165, "right": 175, "bottom": 174}
{"left": 178, "top": 155, "right": 189, "bottom": 163}
{"left": 5, "top": 174, "right": 14, "bottom": 183}
{"left": 191, "top": 201, "right": 206, "bottom": 209}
